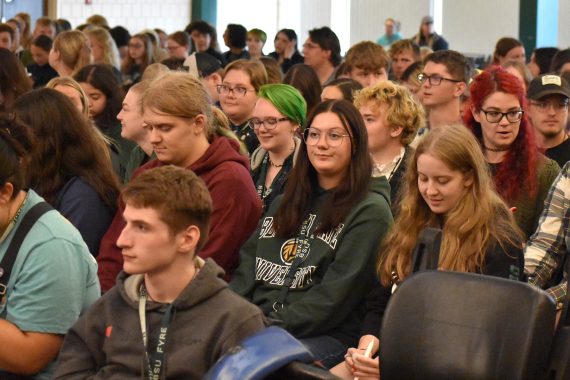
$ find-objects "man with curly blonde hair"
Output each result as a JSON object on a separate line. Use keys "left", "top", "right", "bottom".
{"left": 354, "top": 80, "right": 425, "bottom": 212}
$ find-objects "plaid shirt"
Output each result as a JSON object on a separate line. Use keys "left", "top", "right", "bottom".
{"left": 525, "top": 162, "right": 570, "bottom": 309}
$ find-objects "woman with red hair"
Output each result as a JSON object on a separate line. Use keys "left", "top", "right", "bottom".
{"left": 464, "top": 66, "right": 559, "bottom": 238}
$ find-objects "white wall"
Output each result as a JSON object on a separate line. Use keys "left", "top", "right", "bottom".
{"left": 442, "top": 0, "right": 519, "bottom": 57}
{"left": 349, "top": 0, "right": 430, "bottom": 46}
{"left": 559, "top": 0, "right": 570, "bottom": 48}
{"left": 52, "top": 0, "right": 564, "bottom": 56}
{"left": 56, "top": 0, "right": 190, "bottom": 34}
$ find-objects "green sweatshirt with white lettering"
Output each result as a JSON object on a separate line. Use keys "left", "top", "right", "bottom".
{"left": 230, "top": 176, "right": 393, "bottom": 346}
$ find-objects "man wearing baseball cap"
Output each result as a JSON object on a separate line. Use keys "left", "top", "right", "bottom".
{"left": 183, "top": 52, "right": 223, "bottom": 104}
{"left": 528, "top": 74, "right": 570, "bottom": 167}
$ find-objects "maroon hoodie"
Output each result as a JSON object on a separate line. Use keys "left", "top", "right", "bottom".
{"left": 97, "top": 136, "right": 262, "bottom": 291}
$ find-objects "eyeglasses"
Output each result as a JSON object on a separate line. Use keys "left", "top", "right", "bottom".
{"left": 167, "top": 44, "right": 184, "bottom": 52}
{"left": 128, "top": 43, "right": 143, "bottom": 49}
{"left": 302, "top": 42, "right": 320, "bottom": 50}
{"left": 303, "top": 127, "right": 350, "bottom": 147}
{"left": 248, "top": 117, "right": 289, "bottom": 130}
{"left": 480, "top": 109, "right": 524, "bottom": 123}
{"left": 417, "top": 73, "right": 462, "bottom": 86}
{"left": 216, "top": 84, "right": 255, "bottom": 97}
{"left": 529, "top": 100, "right": 569, "bottom": 111}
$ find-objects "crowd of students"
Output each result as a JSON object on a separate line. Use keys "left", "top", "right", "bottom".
{"left": 1, "top": 11, "right": 570, "bottom": 380}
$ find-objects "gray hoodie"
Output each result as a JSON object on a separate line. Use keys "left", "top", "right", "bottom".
{"left": 54, "top": 258, "right": 266, "bottom": 379}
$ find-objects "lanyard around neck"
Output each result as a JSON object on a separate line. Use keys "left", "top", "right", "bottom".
{"left": 139, "top": 284, "right": 173, "bottom": 380}
{"left": 256, "top": 152, "right": 290, "bottom": 208}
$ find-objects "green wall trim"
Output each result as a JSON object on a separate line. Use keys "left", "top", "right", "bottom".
{"left": 519, "top": 0, "right": 537, "bottom": 60}
{"left": 192, "top": 0, "right": 217, "bottom": 25}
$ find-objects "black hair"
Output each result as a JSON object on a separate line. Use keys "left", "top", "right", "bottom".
{"left": 532, "top": 47, "right": 559, "bottom": 75}
{"left": 401, "top": 61, "right": 424, "bottom": 82}
{"left": 185, "top": 20, "right": 215, "bottom": 35}
{"left": 74, "top": 64, "right": 124, "bottom": 132}
{"left": 0, "top": 113, "right": 35, "bottom": 197}
{"left": 550, "top": 49, "right": 570, "bottom": 74}
{"left": 55, "top": 19, "right": 72, "bottom": 33}
{"left": 308, "top": 27, "right": 341, "bottom": 66}
{"left": 226, "top": 24, "right": 247, "bottom": 49}
{"left": 160, "top": 57, "right": 185, "bottom": 70}
{"left": 274, "top": 99, "right": 372, "bottom": 236}
{"left": 31, "top": 34, "right": 53, "bottom": 52}
{"left": 110, "top": 26, "right": 131, "bottom": 48}
{"left": 275, "top": 28, "right": 298, "bottom": 50}
{"left": 323, "top": 78, "right": 363, "bottom": 102}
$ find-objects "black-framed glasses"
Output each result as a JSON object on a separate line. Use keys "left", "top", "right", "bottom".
{"left": 417, "top": 72, "right": 462, "bottom": 86}
{"left": 529, "top": 99, "right": 570, "bottom": 111}
{"left": 303, "top": 127, "right": 350, "bottom": 147}
{"left": 480, "top": 109, "right": 524, "bottom": 123}
{"left": 216, "top": 84, "right": 255, "bottom": 97}
{"left": 248, "top": 117, "right": 289, "bottom": 130}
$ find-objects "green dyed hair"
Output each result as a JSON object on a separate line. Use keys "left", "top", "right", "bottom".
{"left": 248, "top": 28, "right": 267, "bottom": 44}
{"left": 258, "top": 84, "right": 307, "bottom": 129}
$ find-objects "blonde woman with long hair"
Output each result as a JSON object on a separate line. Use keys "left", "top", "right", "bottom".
{"left": 49, "top": 30, "right": 92, "bottom": 76}
{"left": 85, "top": 26, "right": 121, "bottom": 70}
{"left": 333, "top": 125, "right": 524, "bottom": 379}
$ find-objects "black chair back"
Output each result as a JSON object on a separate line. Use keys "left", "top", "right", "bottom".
{"left": 380, "top": 271, "right": 556, "bottom": 380}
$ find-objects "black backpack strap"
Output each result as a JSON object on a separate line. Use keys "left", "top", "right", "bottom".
{"left": 411, "top": 227, "right": 442, "bottom": 273}
{"left": 0, "top": 201, "right": 53, "bottom": 303}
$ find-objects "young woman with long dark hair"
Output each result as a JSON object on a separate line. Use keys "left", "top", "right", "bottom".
{"left": 13, "top": 88, "right": 120, "bottom": 256}
{"left": 231, "top": 99, "right": 393, "bottom": 368}
{"left": 75, "top": 64, "right": 135, "bottom": 177}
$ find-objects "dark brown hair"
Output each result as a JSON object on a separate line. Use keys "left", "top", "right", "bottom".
{"left": 0, "top": 114, "right": 35, "bottom": 197}
{"left": 0, "top": 48, "right": 32, "bottom": 111}
{"left": 274, "top": 99, "right": 372, "bottom": 236}
{"left": 283, "top": 63, "right": 322, "bottom": 117}
{"left": 13, "top": 88, "right": 120, "bottom": 209}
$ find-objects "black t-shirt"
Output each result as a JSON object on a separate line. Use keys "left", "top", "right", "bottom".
{"left": 27, "top": 63, "right": 58, "bottom": 88}
{"left": 546, "top": 137, "right": 570, "bottom": 168}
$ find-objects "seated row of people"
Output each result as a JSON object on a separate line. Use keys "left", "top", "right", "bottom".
{"left": 1, "top": 42, "right": 570, "bottom": 377}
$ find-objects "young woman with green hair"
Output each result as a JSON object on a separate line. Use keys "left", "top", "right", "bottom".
{"left": 249, "top": 83, "right": 306, "bottom": 212}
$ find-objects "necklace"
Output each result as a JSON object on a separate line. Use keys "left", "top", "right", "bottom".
{"left": 483, "top": 145, "right": 510, "bottom": 152}
{"left": 269, "top": 159, "right": 284, "bottom": 168}
{"left": 0, "top": 192, "right": 28, "bottom": 244}
{"left": 268, "top": 140, "right": 295, "bottom": 169}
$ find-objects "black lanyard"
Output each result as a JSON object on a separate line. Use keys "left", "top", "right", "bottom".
{"left": 139, "top": 285, "right": 173, "bottom": 380}
{"left": 255, "top": 153, "right": 289, "bottom": 209}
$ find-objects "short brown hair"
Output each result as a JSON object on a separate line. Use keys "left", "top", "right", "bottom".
{"left": 0, "top": 23, "right": 15, "bottom": 41}
{"left": 424, "top": 49, "right": 471, "bottom": 84}
{"left": 121, "top": 166, "right": 213, "bottom": 251}
{"left": 223, "top": 59, "right": 268, "bottom": 91}
{"left": 345, "top": 41, "right": 389, "bottom": 72}
{"left": 168, "top": 30, "right": 191, "bottom": 48}
{"left": 389, "top": 39, "right": 420, "bottom": 60}
{"left": 35, "top": 16, "right": 56, "bottom": 31}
